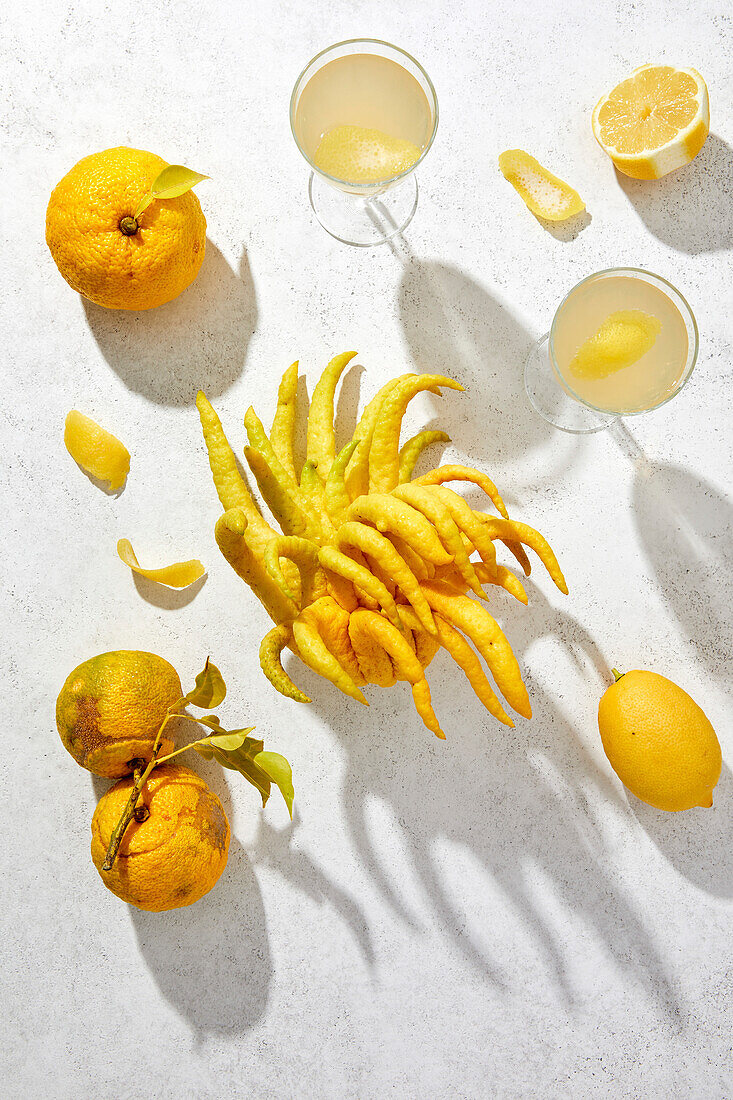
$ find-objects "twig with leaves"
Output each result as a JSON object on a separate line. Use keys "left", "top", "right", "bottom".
{"left": 101, "top": 659, "right": 293, "bottom": 872}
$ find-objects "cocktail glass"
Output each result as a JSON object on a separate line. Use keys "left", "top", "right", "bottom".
{"left": 290, "top": 39, "right": 438, "bottom": 247}
{"left": 524, "top": 268, "right": 699, "bottom": 433}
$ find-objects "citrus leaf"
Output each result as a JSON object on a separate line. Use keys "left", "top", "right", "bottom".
{"left": 205, "top": 730, "right": 251, "bottom": 752}
{"left": 184, "top": 658, "right": 226, "bottom": 709}
{"left": 196, "top": 714, "right": 225, "bottom": 732}
{"left": 254, "top": 751, "right": 294, "bottom": 818}
{"left": 134, "top": 163, "right": 209, "bottom": 219}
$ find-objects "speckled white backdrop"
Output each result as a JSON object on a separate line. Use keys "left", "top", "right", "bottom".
{"left": 2, "top": 0, "right": 732, "bottom": 1097}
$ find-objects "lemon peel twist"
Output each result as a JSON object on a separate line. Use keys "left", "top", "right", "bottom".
{"left": 197, "top": 353, "right": 567, "bottom": 738}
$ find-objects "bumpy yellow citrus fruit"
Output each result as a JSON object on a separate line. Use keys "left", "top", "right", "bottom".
{"left": 64, "top": 410, "right": 130, "bottom": 490}
{"left": 598, "top": 670, "right": 721, "bottom": 811}
{"left": 91, "top": 764, "right": 230, "bottom": 911}
{"left": 592, "top": 65, "right": 709, "bottom": 180}
{"left": 46, "top": 147, "right": 206, "bottom": 310}
{"left": 56, "top": 650, "right": 181, "bottom": 777}
{"left": 314, "top": 125, "right": 421, "bottom": 183}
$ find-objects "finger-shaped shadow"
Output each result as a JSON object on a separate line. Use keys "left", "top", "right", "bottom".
{"left": 397, "top": 258, "right": 581, "bottom": 484}
{"left": 248, "top": 815, "right": 375, "bottom": 967}
{"left": 297, "top": 578, "right": 681, "bottom": 1017}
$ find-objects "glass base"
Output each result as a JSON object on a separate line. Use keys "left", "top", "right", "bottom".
{"left": 524, "top": 334, "right": 618, "bottom": 434}
{"left": 308, "top": 171, "right": 418, "bottom": 246}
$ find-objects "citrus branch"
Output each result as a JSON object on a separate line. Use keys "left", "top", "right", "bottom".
{"left": 101, "top": 707, "right": 182, "bottom": 872}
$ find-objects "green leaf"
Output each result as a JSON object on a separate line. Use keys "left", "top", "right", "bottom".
{"left": 205, "top": 731, "right": 250, "bottom": 752}
{"left": 196, "top": 714, "right": 225, "bottom": 732}
{"left": 254, "top": 751, "right": 294, "bottom": 818}
{"left": 134, "top": 163, "right": 209, "bottom": 220}
{"left": 184, "top": 659, "right": 226, "bottom": 709}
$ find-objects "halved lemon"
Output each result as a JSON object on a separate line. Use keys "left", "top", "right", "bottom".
{"left": 592, "top": 64, "right": 709, "bottom": 180}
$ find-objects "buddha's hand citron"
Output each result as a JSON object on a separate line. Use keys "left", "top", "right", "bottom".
{"left": 598, "top": 669, "right": 721, "bottom": 811}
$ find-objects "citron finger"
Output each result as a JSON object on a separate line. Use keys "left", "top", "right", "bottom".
{"left": 345, "top": 374, "right": 415, "bottom": 499}
{"left": 428, "top": 486, "right": 498, "bottom": 576}
{"left": 303, "top": 596, "right": 365, "bottom": 686}
{"left": 422, "top": 582, "right": 531, "bottom": 719}
{"left": 346, "top": 493, "right": 453, "bottom": 567}
{"left": 117, "top": 539, "right": 205, "bottom": 589}
{"left": 64, "top": 410, "right": 130, "bottom": 491}
{"left": 292, "top": 619, "right": 367, "bottom": 704}
{"left": 335, "top": 521, "right": 437, "bottom": 635}
{"left": 318, "top": 546, "right": 403, "bottom": 630}
{"left": 393, "top": 483, "right": 485, "bottom": 598}
{"left": 475, "top": 515, "right": 567, "bottom": 593}
{"left": 215, "top": 509, "right": 298, "bottom": 624}
{"left": 325, "top": 440, "right": 359, "bottom": 524}
{"left": 414, "top": 463, "right": 531, "bottom": 575}
{"left": 368, "top": 374, "right": 464, "bottom": 494}
{"left": 398, "top": 430, "right": 450, "bottom": 484}
{"left": 349, "top": 610, "right": 444, "bottom": 737}
{"left": 260, "top": 624, "right": 310, "bottom": 703}
{"left": 433, "top": 613, "right": 514, "bottom": 727}
{"left": 474, "top": 563, "right": 529, "bottom": 605}
{"left": 348, "top": 611, "right": 397, "bottom": 687}
{"left": 197, "top": 392, "right": 276, "bottom": 554}
{"left": 388, "top": 534, "right": 433, "bottom": 581}
{"left": 306, "top": 351, "right": 358, "bottom": 479}
{"left": 244, "top": 446, "right": 318, "bottom": 539}
{"left": 264, "top": 536, "right": 323, "bottom": 605}
{"left": 300, "top": 460, "right": 332, "bottom": 528}
{"left": 270, "top": 361, "right": 299, "bottom": 479}
{"left": 411, "top": 678, "right": 445, "bottom": 740}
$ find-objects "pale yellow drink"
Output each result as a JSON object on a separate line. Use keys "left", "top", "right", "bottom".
{"left": 293, "top": 52, "right": 433, "bottom": 191}
{"left": 551, "top": 273, "right": 690, "bottom": 414}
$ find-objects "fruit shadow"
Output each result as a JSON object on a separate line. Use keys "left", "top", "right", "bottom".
{"left": 293, "top": 582, "right": 682, "bottom": 1019}
{"left": 82, "top": 242, "right": 257, "bottom": 406}
{"left": 394, "top": 255, "right": 582, "bottom": 487}
{"left": 610, "top": 422, "right": 733, "bottom": 895}
{"left": 90, "top": 732, "right": 272, "bottom": 1038}
{"left": 614, "top": 133, "right": 733, "bottom": 255}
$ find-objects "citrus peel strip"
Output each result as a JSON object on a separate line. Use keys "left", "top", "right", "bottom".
{"left": 117, "top": 539, "right": 205, "bottom": 589}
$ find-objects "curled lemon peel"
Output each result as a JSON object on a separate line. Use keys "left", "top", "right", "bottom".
{"left": 498, "top": 149, "right": 585, "bottom": 222}
{"left": 64, "top": 410, "right": 130, "bottom": 491}
{"left": 117, "top": 539, "right": 205, "bottom": 589}
{"left": 197, "top": 355, "right": 567, "bottom": 738}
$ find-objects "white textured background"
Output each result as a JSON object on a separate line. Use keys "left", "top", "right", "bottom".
{"left": 2, "top": 1, "right": 732, "bottom": 1097}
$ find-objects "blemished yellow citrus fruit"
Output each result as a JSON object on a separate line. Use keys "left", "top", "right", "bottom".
{"left": 46, "top": 147, "right": 206, "bottom": 310}
{"left": 598, "top": 670, "right": 722, "bottom": 811}
{"left": 592, "top": 65, "right": 709, "bottom": 180}
{"left": 91, "top": 764, "right": 230, "bottom": 911}
{"left": 64, "top": 410, "right": 130, "bottom": 491}
{"left": 314, "top": 125, "right": 421, "bottom": 183}
{"left": 569, "top": 310, "right": 661, "bottom": 380}
{"left": 56, "top": 650, "right": 181, "bottom": 777}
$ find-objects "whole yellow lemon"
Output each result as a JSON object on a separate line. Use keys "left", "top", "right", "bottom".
{"left": 91, "top": 764, "right": 230, "bottom": 911}
{"left": 46, "top": 146, "right": 206, "bottom": 310}
{"left": 598, "top": 669, "right": 721, "bottom": 811}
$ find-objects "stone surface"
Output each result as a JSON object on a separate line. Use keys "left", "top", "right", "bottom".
{"left": 2, "top": 1, "right": 732, "bottom": 1097}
